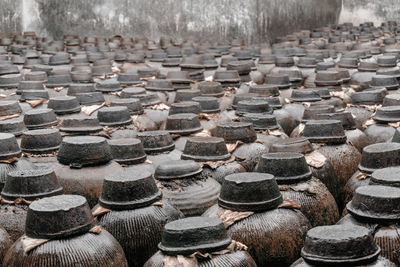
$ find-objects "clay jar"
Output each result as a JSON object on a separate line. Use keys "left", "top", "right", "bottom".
{"left": 0, "top": 168, "right": 63, "bottom": 242}
{"left": 291, "top": 225, "right": 396, "bottom": 266}
{"left": 364, "top": 106, "right": 400, "bottom": 143}
{"left": 0, "top": 133, "right": 36, "bottom": 192}
{"left": 94, "top": 169, "right": 183, "bottom": 267}
{"left": 344, "top": 143, "right": 400, "bottom": 205}
{"left": 3, "top": 195, "right": 129, "bottom": 266}
{"left": 302, "top": 120, "right": 361, "bottom": 210}
{"left": 181, "top": 136, "right": 246, "bottom": 184}
{"left": 155, "top": 160, "right": 221, "bottom": 216}
{"left": 338, "top": 185, "right": 400, "bottom": 265}
{"left": 0, "top": 225, "right": 11, "bottom": 266}
{"left": 203, "top": 172, "right": 311, "bottom": 267}
{"left": 55, "top": 136, "right": 123, "bottom": 207}
{"left": 255, "top": 152, "right": 339, "bottom": 227}
{"left": 269, "top": 137, "right": 341, "bottom": 212}
{"left": 144, "top": 217, "right": 257, "bottom": 267}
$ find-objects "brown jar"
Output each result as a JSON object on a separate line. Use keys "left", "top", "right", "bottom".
{"left": 55, "top": 136, "right": 123, "bottom": 207}
{"left": 3, "top": 194, "right": 128, "bottom": 266}
{"left": 0, "top": 225, "right": 11, "bottom": 266}
{"left": 344, "top": 143, "right": 400, "bottom": 205}
{"left": 203, "top": 172, "right": 311, "bottom": 266}
{"left": 338, "top": 185, "right": 400, "bottom": 265}
{"left": 0, "top": 133, "right": 36, "bottom": 192}
{"left": 144, "top": 217, "right": 257, "bottom": 267}
{"left": 269, "top": 137, "right": 341, "bottom": 209}
{"left": 291, "top": 224, "right": 396, "bottom": 267}
{"left": 0, "top": 169, "right": 63, "bottom": 242}
{"left": 155, "top": 160, "right": 220, "bottom": 216}
{"left": 302, "top": 120, "right": 361, "bottom": 209}
{"left": 94, "top": 169, "right": 183, "bottom": 267}
{"left": 255, "top": 152, "right": 339, "bottom": 227}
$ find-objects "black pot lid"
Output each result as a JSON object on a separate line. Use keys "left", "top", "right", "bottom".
{"left": 155, "top": 160, "right": 202, "bottom": 180}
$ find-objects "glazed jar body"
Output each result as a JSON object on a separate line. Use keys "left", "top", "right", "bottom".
{"left": 203, "top": 205, "right": 311, "bottom": 267}
{"left": 0, "top": 158, "right": 36, "bottom": 191}
{"left": 0, "top": 204, "right": 28, "bottom": 242}
{"left": 159, "top": 177, "right": 221, "bottom": 216}
{"left": 338, "top": 214, "right": 400, "bottom": 266}
{"left": 274, "top": 109, "right": 299, "bottom": 136}
{"left": 26, "top": 156, "right": 62, "bottom": 171}
{"left": 310, "top": 161, "right": 341, "bottom": 207}
{"left": 316, "top": 143, "right": 361, "bottom": 210}
{"left": 0, "top": 225, "right": 11, "bottom": 266}
{"left": 347, "top": 106, "right": 374, "bottom": 130}
{"left": 55, "top": 161, "right": 123, "bottom": 207}
{"left": 345, "top": 128, "right": 371, "bottom": 152}
{"left": 95, "top": 202, "right": 183, "bottom": 267}
{"left": 279, "top": 177, "right": 339, "bottom": 227}
{"left": 144, "top": 250, "right": 257, "bottom": 267}
{"left": 364, "top": 124, "right": 396, "bottom": 143}
{"left": 2, "top": 230, "right": 129, "bottom": 266}
{"left": 232, "top": 142, "right": 269, "bottom": 171}
{"left": 343, "top": 170, "right": 371, "bottom": 205}
{"left": 203, "top": 162, "right": 246, "bottom": 184}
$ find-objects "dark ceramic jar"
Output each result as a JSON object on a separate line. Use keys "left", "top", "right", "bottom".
{"left": 364, "top": 106, "right": 400, "bottom": 143}
{"left": 181, "top": 136, "right": 246, "bottom": 184}
{"left": 338, "top": 185, "right": 400, "bottom": 265}
{"left": 302, "top": 120, "right": 361, "bottom": 210}
{"left": 291, "top": 225, "right": 396, "bottom": 267}
{"left": 0, "top": 225, "right": 11, "bottom": 266}
{"left": 255, "top": 152, "right": 339, "bottom": 227}
{"left": 269, "top": 137, "right": 341, "bottom": 212}
{"left": 0, "top": 168, "right": 63, "bottom": 242}
{"left": 94, "top": 169, "right": 183, "bottom": 267}
{"left": 203, "top": 172, "right": 311, "bottom": 266}
{"left": 0, "top": 133, "right": 36, "bottom": 191}
{"left": 144, "top": 216, "right": 257, "bottom": 267}
{"left": 2, "top": 194, "right": 128, "bottom": 266}
{"left": 344, "top": 143, "right": 400, "bottom": 205}
{"left": 55, "top": 136, "right": 123, "bottom": 207}
{"left": 155, "top": 160, "right": 220, "bottom": 216}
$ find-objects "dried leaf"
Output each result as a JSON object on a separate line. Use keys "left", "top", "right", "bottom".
{"left": 284, "top": 98, "right": 291, "bottom": 104}
{"left": 278, "top": 198, "right": 302, "bottom": 210}
{"left": 224, "top": 91, "right": 232, "bottom": 97}
{"left": 311, "top": 143, "right": 324, "bottom": 150}
{"left": 217, "top": 207, "right": 254, "bottom": 228}
{"left": 145, "top": 159, "right": 153, "bottom": 164}
{"left": 111, "top": 66, "right": 120, "bottom": 73}
{"left": 205, "top": 76, "right": 213, "bottom": 82}
{"left": 0, "top": 113, "right": 20, "bottom": 121}
{"left": 140, "top": 76, "right": 155, "bottom": 81}
{"left": 255, "top": 139, "right": 264, "bottom": 143}
{"left": 330, "top": 91, "right": 346, "bottom": 100}
{"left": 232, "top": 116, "right": 241, "bottom": 122}
{"left": 163, "top": 255, "right": 198, "bottom": 267}
{"left": 21, "top": 235, "right": 49, "bottom": 253}
{"left": 199, "top": 156, "right": 235, "bottom": 169}
{"left": 298, "top": 123, "right": 306, "bottom": 135}
{"left": 22, "top": 151, "right": 58, "bottom": 158}
{"left": 133, "top": 83, "right": 146, "bottom": 88}
{"left": 89, "top": 130, "right": 111, "bottom": 139}
{"left": 92, "top": 206, "right": 111, "bottom": 217}
{"left": 198, "top": 113, "right": 212, "bottom": 121}
{"left": 53, "top": 86, "right": 64, "bottom": 92}
{"left": 81, "top": 102, "right": 106, "bottom": 116}
{"left": 302, "top": 102, "right": 311, "bottom": 108}
{"left": 152, "top": 200, "right": 163, "bottom": 207}
{"left": 26, "top": 99, "right": 48, "bottom": 108}
{"left": 110, "top": 91, "right": 122, "bottom": 96}
{"left": 226, "top": 141, "right": 243, "bottom": 153}
{"left": 171, "top": 134, "right": 181, "bottom": 139}
{"left": 150, "top": 103, "right": 170, "bottom": 110}
{"left": 356, "top": 172, "right": 370, "bottom": 180}
{"left": 192, "top": 129, "right": 211, "bottom": 137}
{"left": 0, "top": 157, "right": 19, "bottom": 164}
{"left": 266, "top": 129, "right": 283, "bottom": 136}
{"left": 388, "top": 121, "right": 400, "bottom": 128}
{"left": 89, "top": 225, "right": 102, "bottom": 234}
{"left": 362, "top": 119, "right": 376, "bottom": 129}
{"left": 305, "top": 151, "right": 327, "bottom": 168}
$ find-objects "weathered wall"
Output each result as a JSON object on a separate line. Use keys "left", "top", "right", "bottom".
{"left": 339, "top": 0, "right": 400, "bottom": 26}
{"left": 0, "top": 0, "right": 342, "bottom": 44}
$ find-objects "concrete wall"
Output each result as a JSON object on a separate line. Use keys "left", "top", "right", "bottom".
{"left": 0, "top": 0, "right": 342, "bottom": 44}
{"left": 339, "top": 0, "right": 400, "bottom": 26}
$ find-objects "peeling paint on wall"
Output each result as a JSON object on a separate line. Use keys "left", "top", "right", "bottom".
{"left": 339, "top": 0, "right": 400, "bottom": 26}
{"left": 0, "top": 0, "right": 341, "bottom": 44}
